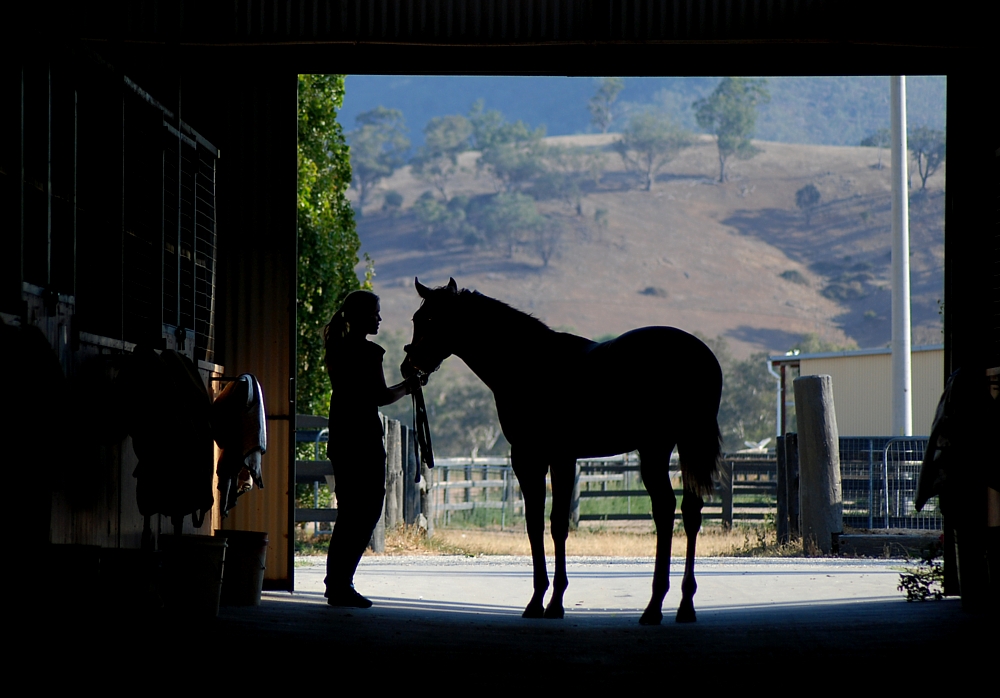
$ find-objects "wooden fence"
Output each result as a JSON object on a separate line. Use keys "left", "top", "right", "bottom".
{"left": 296, "top": 415, "right": 778, "bottom": 538}
{"left": 429, "top": 452, "right": 778, "bottom": 529}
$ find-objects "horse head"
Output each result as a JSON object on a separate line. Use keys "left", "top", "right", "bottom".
{"left": 400, "top": 277, "right": 460, "bottom": 379}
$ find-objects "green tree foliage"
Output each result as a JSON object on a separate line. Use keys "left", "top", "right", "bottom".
{"left": 297, "top": 74, "right": 368, "bottom": 418}
{"left": 860, "top": 128, "right": 890, "bottom": 169}
{"left": 413, "top": 192, "right": 477, "bottom": 245}
{"left": 588, "top": 77, "right": 625, "bottom": 133}
{"left": 411, "top": 114, "right": 473, "bottom": 202}
{"left": 795, "top": 184, "right": 821, "bottom": 226}
{"left": 476, "top": 192, "right": 543, "bottom": 257}
{"left": 696, "top": 334, "right": 776, "bottom": 451}
{"left": 468, "top": 100, "right": 546, "bottom": 193}
{"left": 534, "top": 145, "right": 604, "bottom": 215}
{"left": 693, "top": 78, "right": 771, "bottom": 183}
{"left": 347, "top": 106, "right": 410, "bottom": 212}
{"left": 908, "top": 126, "right": 946, "bottom": 191}
{"left": 614, "top": 112, "right": 693, "bottom": 191}
{"left": 789, "top": 333, "right": 856, "bottom": 354}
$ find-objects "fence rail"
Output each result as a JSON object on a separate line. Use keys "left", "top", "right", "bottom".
{"left": 294, "top": 415, "right": 940, "bottom": 539}
{"left": 427, "top": 453, "right": 778, "bottom": 528}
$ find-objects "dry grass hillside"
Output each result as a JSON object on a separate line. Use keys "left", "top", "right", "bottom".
{"left": 353, "top": 134, "right": 944, "bottom": 362}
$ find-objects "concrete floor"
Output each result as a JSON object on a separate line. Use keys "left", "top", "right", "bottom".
{"left": 31, "top": 555, "right": 989, "bottom": 685}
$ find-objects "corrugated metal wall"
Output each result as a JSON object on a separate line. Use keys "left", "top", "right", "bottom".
{"left": 800, "top": 347, "right": 943, "bottom": 437}
{"left": 204, "top": 73, "right": 297, "bottom": 590}
{"left": 70, "top": 0, "right": 836, "bottom": 45}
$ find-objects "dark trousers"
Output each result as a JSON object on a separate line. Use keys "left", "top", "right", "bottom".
{"left": 325, "top": 456, "right": 386, "bottom": 592}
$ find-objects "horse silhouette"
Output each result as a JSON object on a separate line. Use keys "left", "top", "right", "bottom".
{"left": 401, "top": 278, "right": 722, "bottom": 624}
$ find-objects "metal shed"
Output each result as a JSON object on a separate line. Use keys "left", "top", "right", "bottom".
{"left": 770, "top": 345, "right": 944, "bottom": 437}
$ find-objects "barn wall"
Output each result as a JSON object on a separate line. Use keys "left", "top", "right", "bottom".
{"left": 800, "top": 347, "right": 943, "bottom": 437}
{"left": 188, "top": 73, "right": 297, "bottom": 590}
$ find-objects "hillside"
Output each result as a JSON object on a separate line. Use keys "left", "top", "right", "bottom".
{"left": 353, "top": 134, "right": 945, "bottom": 363}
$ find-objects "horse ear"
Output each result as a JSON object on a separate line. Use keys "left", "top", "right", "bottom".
{"left": 415, "top": 277, "right": 431, "bottom": 299}
{"left": 446, "top": 277, "right": 458, "bottom": 293}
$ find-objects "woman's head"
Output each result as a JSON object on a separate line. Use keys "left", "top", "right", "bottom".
{"left": 325, "top": 290, "right": 381, "bottom": 348}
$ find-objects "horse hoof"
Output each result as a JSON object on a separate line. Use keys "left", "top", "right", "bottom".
{"left": 675, "top": 604, "right": 697, "bottom": 623}
{"left": 543, "top": 604, "right": 564, "bottom": 619}
{"left": 522, "top": 603, "right": 544, "bottom": 619}
{"left": 639, "top": 609, "right": 663, "bottom": 626}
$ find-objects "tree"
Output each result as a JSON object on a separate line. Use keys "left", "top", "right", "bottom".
{"left": 476, "top": 192, "right": 543, "bottom": 257}
{"left": 588, "top": 77, "right": 625, "bottom": 133}
{"left": 347, "top": 106, "right": 410, "bottom": 212}
{"left": 614, "top": 112, "right": 693, "bottom": 191}
{"left": 297, "top": 74, "right": 369, "bottom": 418}
{"left": 908, "top": 126, "right": 946, "bottom": 191}
{"left": 467, "top": 100, "right": 546, "bottom": 193}
{"left": 860, "top": 128, "right": 890, "bottom": 169}
{"left": 795, "top": 184, "right": 821, "bottom": 226}
{"left": 535, "top": 215, "right": 567, "bottom": 267}
{"left": 694, "top": 334, "right": 775, "bottom": 451}
{"left": 534, "top": 145, "right": 604, "bottom": 215}
{"left": 693, "top": 77, "right": 771, "bottom": 182}
{"left": 411, "top": 114, "right": 472, "bottom": 202}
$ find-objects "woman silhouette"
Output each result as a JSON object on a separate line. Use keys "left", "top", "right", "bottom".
{"left": 323, "top": 290, "right": 418, "bottom": 607}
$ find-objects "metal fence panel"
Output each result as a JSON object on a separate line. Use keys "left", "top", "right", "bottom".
{"left": 839, "top": 437, "right": 939, "bottom": 530}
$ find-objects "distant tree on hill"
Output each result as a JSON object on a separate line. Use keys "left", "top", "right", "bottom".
{"left": 860, "top": 128, "right": 890, "bottom": 169}
{"left": 347, "top": 106, "right": 410, "bottom": 212}
{"left": 534, "top": 145, "right": 605, "bottom": 215}
{"left": 693, "top": 77, "right": 770, "bottom": 183}
{"left": 477, "top": 192, "right": 543, "bottom": 257}
{"left": 795, "top": 184, "right": 821, "bottom": 226}
{"left": 588, "top": 77, "right": 625, "bottom": 133}
{"left": 535, "top": 215, "right": 567, "bottom": 267}
{"left": 411, "top": 114, "right": 473, "bottom": 202}
{"left": 413, "top": 191, "right": 475, "bottom": 245}
{"left": 908, "top": 126, "right": 946, "bottom": 191}
{"left": 614, "top": 112, "right": 693, "bottom": 191}
{"left": 468, "top": 100, "right": 546, "bottom": 193}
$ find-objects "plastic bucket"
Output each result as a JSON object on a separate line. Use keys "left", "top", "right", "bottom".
{"left": 159, "top": 535, "right": 227, "bottom": 618}
{"left": 214, "top": 530, "right": 268, "bottom": 606}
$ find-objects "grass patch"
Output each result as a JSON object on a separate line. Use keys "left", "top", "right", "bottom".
{"left": 296, "top": 521, "right": 807, "bottom": 558}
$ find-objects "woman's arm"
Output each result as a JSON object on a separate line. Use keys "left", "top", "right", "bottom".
{"left": 377, "top": 376, "right": 421, "bottom": 407}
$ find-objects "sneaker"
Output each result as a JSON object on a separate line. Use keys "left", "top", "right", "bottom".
{"left": 326, "top": 586, "right": 373, "bottom": 608}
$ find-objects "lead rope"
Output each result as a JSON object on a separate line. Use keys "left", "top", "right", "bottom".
{"left": 411, "top": 381, "right": 434, "bottom": 483}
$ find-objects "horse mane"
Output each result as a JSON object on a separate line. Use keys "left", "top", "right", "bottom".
{"left": 457, "top": 289, "right": 551, "bottom": 336}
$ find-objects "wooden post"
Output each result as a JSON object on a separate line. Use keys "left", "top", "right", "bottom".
{"left": 571, "top": 461, "right": 581, "bottom": 530}
{"left": 786, "top": 433, "right": 800, "bottom": 539}
{"left": 776, "top": 435, "right": 789, "bottom": 544}
{"left": 384, "top": 418, "right": 402, "bottom": 529}
{"left": 719, "top": 458, "right": 734, "bottom": 529}
{"left": 793, "top": 375, "right": 843, "bottom": 555}
{"left": 402, "top": 427, "right": 421, "bottom": 526}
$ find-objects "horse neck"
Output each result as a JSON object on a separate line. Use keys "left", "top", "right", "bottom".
{"left": 450, "top": 309, "right": 549, "bottom": 392}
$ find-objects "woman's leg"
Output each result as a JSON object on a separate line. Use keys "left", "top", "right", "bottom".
{"left": 325, "top": 456, "right": 386, "bottom": 604}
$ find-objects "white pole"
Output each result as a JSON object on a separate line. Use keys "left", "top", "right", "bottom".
{"left": 890, "top": 76, "right": 912, "bottom": 436}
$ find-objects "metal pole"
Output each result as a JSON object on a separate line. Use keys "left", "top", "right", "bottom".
{"left": 890, "top": 76, "right": 913, "bottom": 436}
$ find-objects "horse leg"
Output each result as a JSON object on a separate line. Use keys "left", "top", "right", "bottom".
{"left": 639, "top": 446, "right": 677, "bottom": 626}
{"left": 544, "top": 458, "right": 575, "bottom": 619}
{"left": 512, "top": 455, "right": 548, "bottom": 619}
{"left": 676, "top": 489, "right": 704, "bottom": 623}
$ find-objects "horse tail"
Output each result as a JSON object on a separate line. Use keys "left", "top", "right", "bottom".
{"left": 677, "top": 348, "right": 723, "bottom": 497}
{"left": 678, "top": 416, "right": 722, "bottom": 497}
